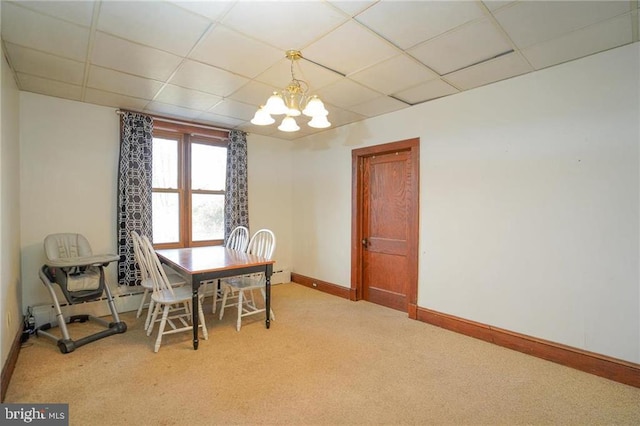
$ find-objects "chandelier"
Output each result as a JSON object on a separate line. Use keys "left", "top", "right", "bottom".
{"left": 251, "top": 50, "right": 331, "bottom": 132}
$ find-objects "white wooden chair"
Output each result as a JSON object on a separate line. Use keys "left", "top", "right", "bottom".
{"left": 203, "top": 226, "right": 250, "bottom": 313}
{"left": 219, "top": 229, "right": 276, "bottom": 331}
{"left": 131, "top": 231, "right": 186, "bottom": 331}
{"left": 141, "top": 236, "right": 208, "bottom": 352}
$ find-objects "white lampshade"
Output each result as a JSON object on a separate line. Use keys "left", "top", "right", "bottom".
{"left": 302, "top": 96, "right": 328, "bottom": 117}
{"left": 265, "top": 92, "right": 288, "bottom": 115}
{"left": 250, "top": 107, "right": 275, "bottom": 126}
{"left": 278, "top": 116, "right": 300, "bottom": 132}
{"left": 308, "top": 115, "right": 331, "bottom": 129}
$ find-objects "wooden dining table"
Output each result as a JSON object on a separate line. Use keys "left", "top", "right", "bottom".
{"left": 155, "top": 245, "right": 275, "bottom": 350}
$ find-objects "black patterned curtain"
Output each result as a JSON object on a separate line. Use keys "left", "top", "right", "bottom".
{"left": 224, "top": 130, "right": 249, "bottom": 241}
{"left": 117, "top": 112, "right": 153, "bottom": 286}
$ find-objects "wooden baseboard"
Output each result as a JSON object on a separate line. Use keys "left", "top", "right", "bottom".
{"left": 290, "top": 273, "right": 354, "bottom": 300}
{"left": 1, "top": 323, "right": 24, "bottom": 402}
{"left": 289, "top": 273, "right": 640, "bottom": 388}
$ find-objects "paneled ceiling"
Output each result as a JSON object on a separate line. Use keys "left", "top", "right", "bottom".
{"left": 2, "top": 1, "right": 638, "bottom": 139}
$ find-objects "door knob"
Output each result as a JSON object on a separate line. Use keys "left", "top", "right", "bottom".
{"left": 362, "top": 238, "right": 368, "bottom": 248}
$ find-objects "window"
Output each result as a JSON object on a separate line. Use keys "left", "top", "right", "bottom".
{"left": 152, "top": 120, "right": 229, "bottom": 248}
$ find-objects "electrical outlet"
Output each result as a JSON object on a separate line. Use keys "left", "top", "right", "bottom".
{"left": 312, "top": 282, "right": 317, "bottom": 288}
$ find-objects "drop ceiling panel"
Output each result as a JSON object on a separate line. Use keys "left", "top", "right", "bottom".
{"left": 349, "top": 54, "right": 439, "bottom": 95}
{"left": 227, "top": 80, "right": 279, "bottom": 106}
{"left": 189, "top": 25, "right": 282, "bottom": 78}
{"left": 10, "top": 0, "right": 95, "bottom": 26}
{"left": 303, "top": 20, "right": 400, "bottom": 75}
{"left": 145, "top": 101, "right": 203, "bottom": 121}
{"left": 84, "top": 88, "right": 150, "bottom": 111}
{"left": 328, "top": 1, "right": 376, "bottom": 17}
{"left": 254, "top": 57, "right": 343, "bottom": 92}
{"left": 87, "top": 65, "right": 164, "bottom": 100}
{"left": 1, "top": 2, "right": 89, "bottom": 61}
{"left": 18, "top": 73, "right": 82, "bottom": 101}
{"left": 91, "top": 32, "right": 182, "bottom": 81}
{"left": 154, "top": 84, "right": 222, "bottom": 111}
{"left": 222, "top": 1, "right": 347, "bottom": 51}
{"left": 315, "top": 78, "right": 381, "bottom": 109}
{"left": 98, "top": 1, "right": 212, "bottom": 56}
{"left": 348, "top": 95, "right": 409, "bottom": 118}
{"left": 209, "top": 98, "right": 257, "bottom": 121}
{"left": 408, "top": 18, "right": 513, "bottom": 75}
{"left": 169, "top": 0, "right": 234, "bottom": 22}
{"left": 355, "top": 1, "right": 485, "bottom": 49}
{"left": 522, "top": 13, "right": 633, "bottom": 70}
{"left": 169, "top": 60, "right": 249, "bottom": 97}
{"left": 197, "top": 111, "right": 245, "bottom": 128}
{"left": 494, "top": 1, "right": 631, "bottom": 49}
{"left": 393, "top": 79, "right": 459, "bottom": 105}
{"left": 445, "top": 52, "right": 532, "bottom": 90}
{"left": 5, "top": 43, "right": 84, "bottom": 85}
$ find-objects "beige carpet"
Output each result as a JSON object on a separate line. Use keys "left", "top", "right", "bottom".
{"left": 5, "top": 283, "right": 640, "bottom": 425}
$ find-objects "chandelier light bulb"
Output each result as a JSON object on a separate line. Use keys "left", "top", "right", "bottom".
{"left": 265, "top": 92, "right": 288, "bottom": 115}
{"left": 308, "top": 115, "right": 331, "bottom": 129}
{"left": 278, "top": 116, "right": 300, "bottom": 132}
{"left": 302, "top": 96, "right": 327, "bottom": 117}
{"left": 250, "top": 106, "right": 275, "bottom": 126}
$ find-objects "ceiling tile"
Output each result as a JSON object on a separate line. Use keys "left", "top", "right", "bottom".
{"left": 482, "top": 1, "right": 516, "bottom": 12}
{"left": 408, "top": 18, "right": 513, "bottom": 75}
{"left": 494, "top": 1, "right": 631, "bottom": 49}
{"left": 236, "top": 121, "right": 280, "bottom": 137}
{"left": 4, "top": 43, "right": 85, "bottom": 85}
{"left": 189, "top": 25, "right": 282, "bottom": 78}
{"left": 349, "top": 54, "right": 439, "bottom": 95}
{"left": 91, "top": 32, "right": 182, "bottom": 81}
{"left": 222, "top": 1, "right": 347, "bottom": 51}
{"left": 197, "top": 112, "right": 245, "bottom": 128}
{"left": 87, "top": 66, "right": 163, "bottom": 100}
{"left": 84, "top": 88, "right": 150, "bottom": 111}
{"left": 98, "top": 1, "right": 211, "bottom": 56}
{"left": 169, "top": 1, "right": 235, "bottom": 21}
{"left": 254, "top": 56, "right": 342, "bottom": 92}
{"left": 393, "top": 79, "right": 459, "bottom": 105}
{"left": 303, "top": 20, "right": 400, "bottom": 75}
{"left": 328, "top": 1, "right": 376, "bottom": 17}
{"left": 522, "top": 13, "right": 633, "bottom": 70}
{"left": 144, "top": 101, "right": 203, "bottom": 121}
{"left": 348, "top": 95, "right": 409, "bottom": 118}
{"left": 356, "top": 1, "right": 484, "bottom": 49}
{"left": 154, "top": 84, "right": 222, "bottom": 111}
{"left": 11, "top": 0, "right": 95, "bottom": 26}
{"left": 324, "top": 105, "right": 366, "bottom": 128}
{"left": 315, "top": 78, "right": 381, "bottom": 109}
{"left": 227, "top": 80, "right": 279, "bottom": 106}
{"left": 17, "top": 73, "right": 82, "bottom": 101}
{"left": 1, "top": 2, "right": 90, "bottom": 61}
{"left": 169, "top": 60, "right": 249, "bottom": 97}
{"left": 208, "top": 99, "right": 257, "bottom": 121}
{"left": 445, "top": 52, "right": 532, "bottom": 91}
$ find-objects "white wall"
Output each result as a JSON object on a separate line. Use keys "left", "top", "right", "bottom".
{"left": 291, "top": 43, "right": 640, "bottom": 363}
{"left": 19, "top": 94, "right": 294, "bottom": 310}
{"left": 1, "top": 42, "right": 22, "bottom": 368}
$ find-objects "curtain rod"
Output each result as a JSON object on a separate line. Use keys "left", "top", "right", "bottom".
{"left": 115, "top": 108, "right": 231, "bottom": 134}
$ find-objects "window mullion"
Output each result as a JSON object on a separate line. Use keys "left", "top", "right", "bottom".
{"left": 182, "top": 134, "right": 192, "bottom": 247}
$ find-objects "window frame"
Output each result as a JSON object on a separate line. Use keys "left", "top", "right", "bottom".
{"left": 152, "top": 119, "right": 229, "bottom": 249}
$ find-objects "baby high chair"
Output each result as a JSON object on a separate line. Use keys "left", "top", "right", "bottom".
{"left": 36, "top": 233, "right": 127, "bottom": 353}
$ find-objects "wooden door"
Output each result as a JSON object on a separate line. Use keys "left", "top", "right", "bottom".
{"left": 352, "top": 139, "right": 419, "bottom": 317}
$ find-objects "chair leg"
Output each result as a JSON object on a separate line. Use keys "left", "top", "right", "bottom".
{"left": 144, "top": 299, "right": 155, "bottom": 331}
{"left": 236, "top": 290, "right": 243, "bottom": 331}
{"left": 147, "top": 303, "right": 161, "bottom": 337}
{"left": 154, "top": 304, "right": 170, "bottom": 353}
{"left": 136, "top": 288, "right": 149, "bottom": 318}
{"left": 212, "top": 279, "right": 220, "bottom": 314}
{"left": 219, "top": 285, "right": 230, "bottom": 320}
{"left": 197, "top": 299, "right": 208, "bottom": 340}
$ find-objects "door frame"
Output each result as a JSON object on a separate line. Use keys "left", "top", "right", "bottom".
{"left": 351, "top": 138, "right": 420, "bottom": 319}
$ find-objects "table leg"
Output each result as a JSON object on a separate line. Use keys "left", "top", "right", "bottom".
{"left": 192, "top": 285, "right": 199, "bottom": 350}
{"left": 265, "top": 268, "right": 271, "bottom": 329}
